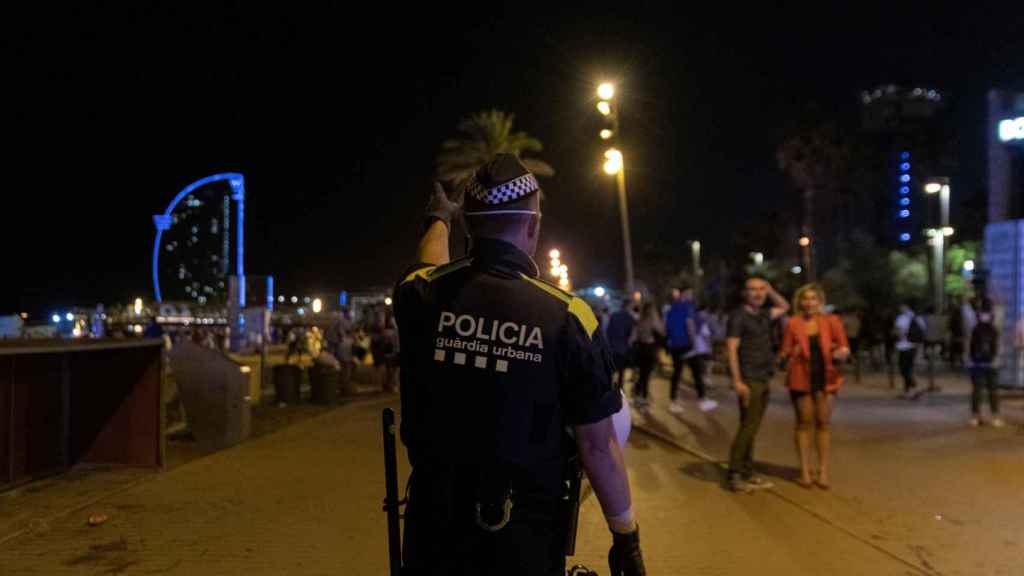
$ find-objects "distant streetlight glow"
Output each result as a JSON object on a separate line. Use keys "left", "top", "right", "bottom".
{"left": 549, "top": 249, "right": 560, "bottom": 259}
{"left": 597, "top": 101, "right": 612, "bottom": 116}
{"left": 942, "top": 226, "right": 955, "bottom": 237}
{"left": 52, "top": 314, "right": 61, "bottom": 323}
{"left": 594, "top": 286, "right": 607, "bottom": 298}
{"left": 798, "top": 236, "right": 811, "bottom": 247}
{"left": 384, "top": 297, "right": 393, "bottom": 306}
{"left": 603, "top": 148, "right": 623, "bottom": 175}
{"left": 600, "top": 129, "right": 613, "bottom": 140}
{"left": 66, "top": 312, "right": 74, "bottom": 321}
{"left": 291, "top": 296, "right": 298, "bottom": 304}
{"left": 925, "top": 182, "right": 942, "bottom": 194}
{"left": 963, "top": 260, "right": 975, "bottom": 272}
{"left": 791, "top": 266, "right": 803, "bottom": 275}
{"left": 597, "top": 82, "right": 615, "bottom": 100}
{"left": 133, "top": 298, "right": 143, "bottom": 315}
{"left": 750, "top": 252, "right": 764, "bottom": 266}
{"left": 550, "top": 267, "right": 561, "bottom": 278}
{"left": 312, "top": 298, "right": 323, "bottom": 314}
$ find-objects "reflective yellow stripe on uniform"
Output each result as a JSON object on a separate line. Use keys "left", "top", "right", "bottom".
{"left": 519, "top": 274, "right": 600, "bottom": 339}
{"left": 402, "top": 265, "right": 437, "bottom": 284}
{"left": 401, "top": 258, "right": 472, "bottom": 285}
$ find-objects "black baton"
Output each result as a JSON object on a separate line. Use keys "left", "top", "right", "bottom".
{"left": 382, "top": 408, "right": 402, "bottom": 576}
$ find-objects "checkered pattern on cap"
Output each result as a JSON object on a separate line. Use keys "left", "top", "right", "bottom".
{"left": 466, "top": 173, "right": 539, "bottom": 206}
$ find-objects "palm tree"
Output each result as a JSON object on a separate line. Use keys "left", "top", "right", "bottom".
{"left": 777, "top": 119, "right": 848, "bottom": 280}
{"left": 436, "top": 109, "right": 555, "bottom": 187}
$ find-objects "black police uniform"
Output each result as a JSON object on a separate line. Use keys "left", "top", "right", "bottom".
{"left": 394, "top": 237, "right": 622, "bottom": 576}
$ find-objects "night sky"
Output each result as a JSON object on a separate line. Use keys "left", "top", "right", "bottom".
{"left": 5, "top": 3, "right": 1023, "bottom": 316}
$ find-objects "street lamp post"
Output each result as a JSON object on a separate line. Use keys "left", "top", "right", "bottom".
{"left": 691, "top": 241, "right": 702, "bottom": 298}
{"left": 798, "top": 236, "right": 813, "bottom": 281}
{"left": 597, "top": 82, "right": 636, "bottom": 294}
{"left": 925, "top": 179, "right": 952, "bottom": 311}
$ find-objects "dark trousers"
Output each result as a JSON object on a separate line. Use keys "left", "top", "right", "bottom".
{"left": 728, "top": 378, "right": 770, "bottom": 477}
{"left": 898, "top": 348, "right": 917, "bottom": 392}
{"left": 970, "top": 367, "right": 1001, "bottom": 416}
{"left": 687, "top": 355, "right": 708, "bottom": 399}
{"left": 634, "top": 343, "right": 658, "bottom": 399}
{"left": 612, "top": 351, "right": 630, "bottom": 388}
{"left": 669, "top": 346, "right": 692, "bottom": 400}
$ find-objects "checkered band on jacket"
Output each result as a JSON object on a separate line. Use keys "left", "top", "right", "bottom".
{"left": 466, "top": 173, "right": 539, "bottom": 205}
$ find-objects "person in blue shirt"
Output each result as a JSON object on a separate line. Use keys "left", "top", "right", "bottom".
{"left": 665, "top": 287, "right": 696, "bottom": 414}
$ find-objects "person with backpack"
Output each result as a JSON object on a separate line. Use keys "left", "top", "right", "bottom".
{"left": 968, "top": 301, "right": 1004, "bottom": 428}
{"left": 894, "top": 303, "right": 927, "bottom": 399}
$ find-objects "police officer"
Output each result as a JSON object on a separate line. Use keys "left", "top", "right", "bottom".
{"left": 394, "top": 154, "right": 645, "bottom": 575}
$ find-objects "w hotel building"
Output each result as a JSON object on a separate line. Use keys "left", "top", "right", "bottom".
{"left": 985, "top": 90, "right": 1024, "bottom": 387}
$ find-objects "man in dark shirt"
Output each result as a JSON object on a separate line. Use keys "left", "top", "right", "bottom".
{"left": 726, "top": 276, "right": 789, "bottom": 493}
{"left": 606, "top": 299, "right": 637, "bottom": 388}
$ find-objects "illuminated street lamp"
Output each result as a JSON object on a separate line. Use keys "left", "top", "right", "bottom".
{"left": 797, "top": 236, "right": 812, "bottom": 280}
{"left": 924, "top": 178, "right": 952, "bottom": 310}
{"left": 594, "top": 82, "right": 634, "bottom": 293}
{"left": 549, "top": 249, "right": 560, "bottom": 260}
{"left": 603, "top": 148, "right": 623, "bottom": 175}
{"left": 312, "top": 298, "right": 323, "bottom": 314}
{"left": 384, "top": 297, "right": 393, "bottom": 307}
{"left": 133, "top": 298, "right": 143, "bottom": 316}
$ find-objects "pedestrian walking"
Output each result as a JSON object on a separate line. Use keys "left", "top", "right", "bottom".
{"left": 686, "top": 305, "right": 718, "bottom": 412}
{"left": 894, "top": 303, "right": 926, "bottom": 398}
{"left": 632, "top": 301, "right": 664, "bottom": 412}
{"left": 607, "top": 299, "right": 637, "bottom": 389}
{"left": 726, "top": 276, "right": 789, "bottom": 493}
{"left": 968, "top": 301, "right": 1004, "bottom": 428}
{"left": 665, "top": 287, "right": 697, "bottom": 414}
{"left": 779, "top": 284, "right": 849, "bottom": 489}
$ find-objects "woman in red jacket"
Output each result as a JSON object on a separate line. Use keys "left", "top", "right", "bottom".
{"left": 779, "top": 284, "right": 850, "bottom": 489}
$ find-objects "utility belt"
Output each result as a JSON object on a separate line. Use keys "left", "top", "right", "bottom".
{"left": 409, "top": 459, "right": 583, "bottom": 555}
{"left": 471, "top": 455, "right": 584, "bottom": 556}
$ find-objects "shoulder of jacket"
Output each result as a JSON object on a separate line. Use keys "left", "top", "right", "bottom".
{"left": 518, "top": 274, "right": 599, "bottom": 339}
{"left": 400, "top": 257, "right": 472, "bottom": 285}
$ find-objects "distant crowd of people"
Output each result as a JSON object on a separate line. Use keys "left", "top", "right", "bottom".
{"left": 596, "top": 276, "right": 1015, "bottom": 493}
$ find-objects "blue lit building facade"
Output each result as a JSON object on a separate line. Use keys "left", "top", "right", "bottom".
{"left": 984, "top": 90, "right": 1024, "bottom": 388}
{"left": 152, "top": 173, "right": 246, "bottom": 305}
{"left": 859, "top": 85, "right": 953, "bottom": 248}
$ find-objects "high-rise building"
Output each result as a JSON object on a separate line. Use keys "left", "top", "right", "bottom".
{"left": 152, "top": 173, "right": 246, "bottom": 305}
{"left": 858, "top": 84, "right": 954, "bottom": 247}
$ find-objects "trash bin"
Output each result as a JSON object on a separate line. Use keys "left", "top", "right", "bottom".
{"left": 274, "top": 364, "right": 302, "bottom": 404}
{"left": 170, "top": 342, "right": 252, "bottom": 453}
{"left": 310, "top": 364, "right": 339, "bottom": 405}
